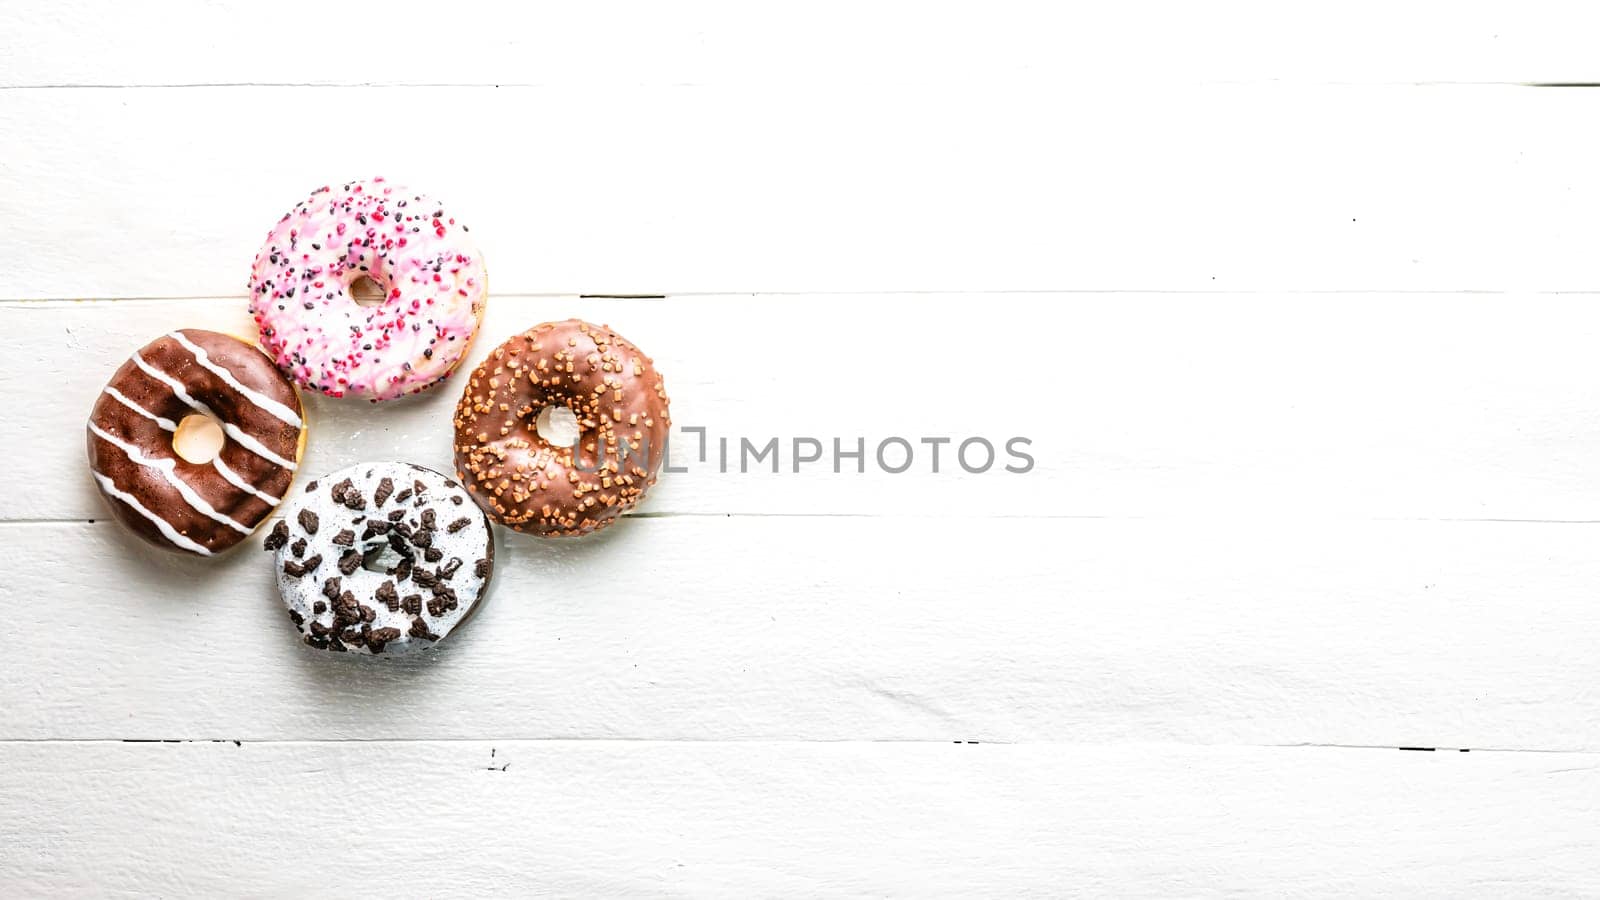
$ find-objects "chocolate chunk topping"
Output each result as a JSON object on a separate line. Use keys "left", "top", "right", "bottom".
{"left": 297, "top": 509, "right": 319, "bottom": 534}
{"left": 375, "top": 580, "right": 400, "bottom": 612}
{"left": 304, "top": 480, "right": 319, "bottom": 493}
{"left": 263, "top": 520, "right": 289, "bottom": 551}
{"left": 393, "top": 488, "right": 413, "bottom": 505}
{"left": 330, "top": 478, "right": 353, "bottom": 504}
{"left": 387, "top": 532, "right": 412, "bottom": 557}
{"left": 394, "top": 557, "right": 414, "bottom": 583}
{"left": 309, "top": 620, "right": 329, "bottom": 638}
{"left": 290, "top": 538, "right": 306, "bottom": 558}
{"left": 413, "top": 528, "right": 434, "bottom": 549}
{"left": 424, "top": 547, "right": 443, "bottom": 563}
{"left": 446, "top": 517, "right": 472, "bottom": 534}
{"left": 361, "top": 521, "right": 392, "bottom": 540}
{"left": 283, "top": 559, "right": 309, "bottom": 578}
{"left": 474, "top": 558, "right": 489, "bottom": 578}
{"left": 332, "top": 529, "right": 355, "bottom": 546}
{"left": 288, "top": 609, "right": 304, "bottom": 627}
{"left": 387, "top": 508, "right": 406, "bottom": 522}
{"left": 368, "top": 627, "right": 401, "bottom": 652}
{"left": 313, "top": 600, "right": 327, "bottom": 615}
{"left": 420, "top": 509, "right": 437, "bottom": 530}
{"left": 401, "top": 594, "right": 422, "bottom": 616}
{"left": 321, "top": 577, "right": 342, "bottom": 600}
{"left": 343, "top": 490, "right": 367, "bottom": 511}
{"left": 302, "top": 554, "right": 322, "bottom": 572}
{"left": 413, "top": 567, "right": 438, "bottom": 588}
{"left": 408, "top": 617, "right": 438, "bottom": 640}
{"left": 450, "top": 495, "right": 464, "bottom": 505}
{"left": 374, "top": 477, "right": 394, "bottom": 507}
{"left": 440, "top": 558, "right": 463, "bottom": 580}
{"left": 414, "top": 479, "right": 427, "bottom": 498}
{"left": 338, "top": 549, "right": 362, "bottom": 575}
{"left": 358, "top": 604, "right": 376, "bottom": 623}
{"left": 332, "top": 592, "right": 359, "bottom": 629}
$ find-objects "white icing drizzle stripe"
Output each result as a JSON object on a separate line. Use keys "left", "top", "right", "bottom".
{"left": 90, "top": 471, "right": 213, "bottom": 556}
{"left": 131, "top": 353, "right": 298, "bottom": 472}
{"left": 213, "top": 457, "right": 282, "bottom": 506}
{"left": 103, "top": 386, "right": 177, "bottom": 431}
{"left": 88, "top": 423, "right": 252, "bottom": 535}
{"left": 167, "top": 331, "right": 303, "bottom": 428}
{"left": 132, "top": 352, "right": 217, "bottom": 416}
{"left": 221, "top": 423, "right": 298, "bottom": 471}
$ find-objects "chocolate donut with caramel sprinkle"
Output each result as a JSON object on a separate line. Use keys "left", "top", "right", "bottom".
{"left": 86, "top": 330, "right": 306, "bottom": 556}
{"left": 452, "top": 319, "right": 671, "bottom": 536}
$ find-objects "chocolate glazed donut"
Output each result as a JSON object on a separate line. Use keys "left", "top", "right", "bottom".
{"left": 86, "top": 330, "right": 305, "bottom": 556}
{"left": 452, "top": 319, "right": 670, "bottom": 536}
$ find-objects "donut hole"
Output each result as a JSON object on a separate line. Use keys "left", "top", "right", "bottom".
{"left": 535, "top": 405, "right": 581, "bottom": 448}
{"left": 361, "top": 542, "right": 405, "bottom": 574}
{"left": 349, "top": 275, "right": 387, "bottom": 307}
{"left": 171, "top": 413, "right": 225, "bottom": 464}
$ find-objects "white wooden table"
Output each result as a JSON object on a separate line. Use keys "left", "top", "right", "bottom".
{"left": 4, "top": 2, "right": 1600, "bottom": 895}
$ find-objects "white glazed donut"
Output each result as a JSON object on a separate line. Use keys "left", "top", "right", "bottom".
{"left": 266, "top": 462, "right": 495, "bottom": 655}
{"left": 248, "top": 177, "right": 488, "bottom": 402}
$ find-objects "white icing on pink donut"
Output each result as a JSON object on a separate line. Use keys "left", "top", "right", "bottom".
{"left": 248, "top": 177, "right": 487, "bottom": 402}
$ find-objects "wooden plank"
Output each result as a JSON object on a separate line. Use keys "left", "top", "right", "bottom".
{"left": 8, "top": 7, "right": 1598, "bottom": 892}
{"left": 9, "top": 293, "right": 1600, "bottom": 523}
{"left": 1, "top": 740, "right": 1594, "bottom": 895}
{"left": 5, "top": 0, "right": 1599, "bottom": 88}
{"left": 5, "top": 517, "right": 1598, "bottom": 748}
{"left": 4, "top": 86, "right": 1600, "bottom": 297}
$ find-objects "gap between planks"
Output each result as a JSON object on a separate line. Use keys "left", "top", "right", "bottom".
{"left": 2, "top": 81, "right": 1587, "bottom": 90}
{"left": 14, "top": 289, "right": 1600, "bottom": 304}
{"left": 10, "top": 516, "right": 1600, "bottom": 527}
{"left": 0, "top": 738, "right": 1571, "bottom": 754}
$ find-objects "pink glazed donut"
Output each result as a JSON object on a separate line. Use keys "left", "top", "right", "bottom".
{"left": 248, "top": 177, "right": 488, "bottom": 402}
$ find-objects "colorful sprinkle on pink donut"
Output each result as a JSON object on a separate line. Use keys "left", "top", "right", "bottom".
{"left": 248, "top": 177, "right": 488, "bottom": 402}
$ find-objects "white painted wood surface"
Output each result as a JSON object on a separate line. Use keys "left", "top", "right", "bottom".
{"left": 16, "top": 293, "right": 1600, "bottom": 523}
{"left": 4, "top": 1, "right": 1600, "bottom": 895}
{"left": 4, "top": 742, "right": 1595, "bottom": 897}
{"left": 9, "top": 516, "right": 1600, "bottom": 750}
{"left": 5, "top": 85, "right": 1600, "bottom": 297}
{"left": 7, "top": 0, "right": 1599, "bottom": 88}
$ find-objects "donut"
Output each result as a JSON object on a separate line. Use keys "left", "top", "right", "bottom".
{"left": 267, "top": 462, "right": 495, "bottom": 655}
{"left": 86, "top": 329, "right": 306, "bottom": 556}
{"left": 452, "top": 319, "right": 671, "bottom": 536}
{"left": 248, "top": 176, "right": 488, "bottom": 402}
